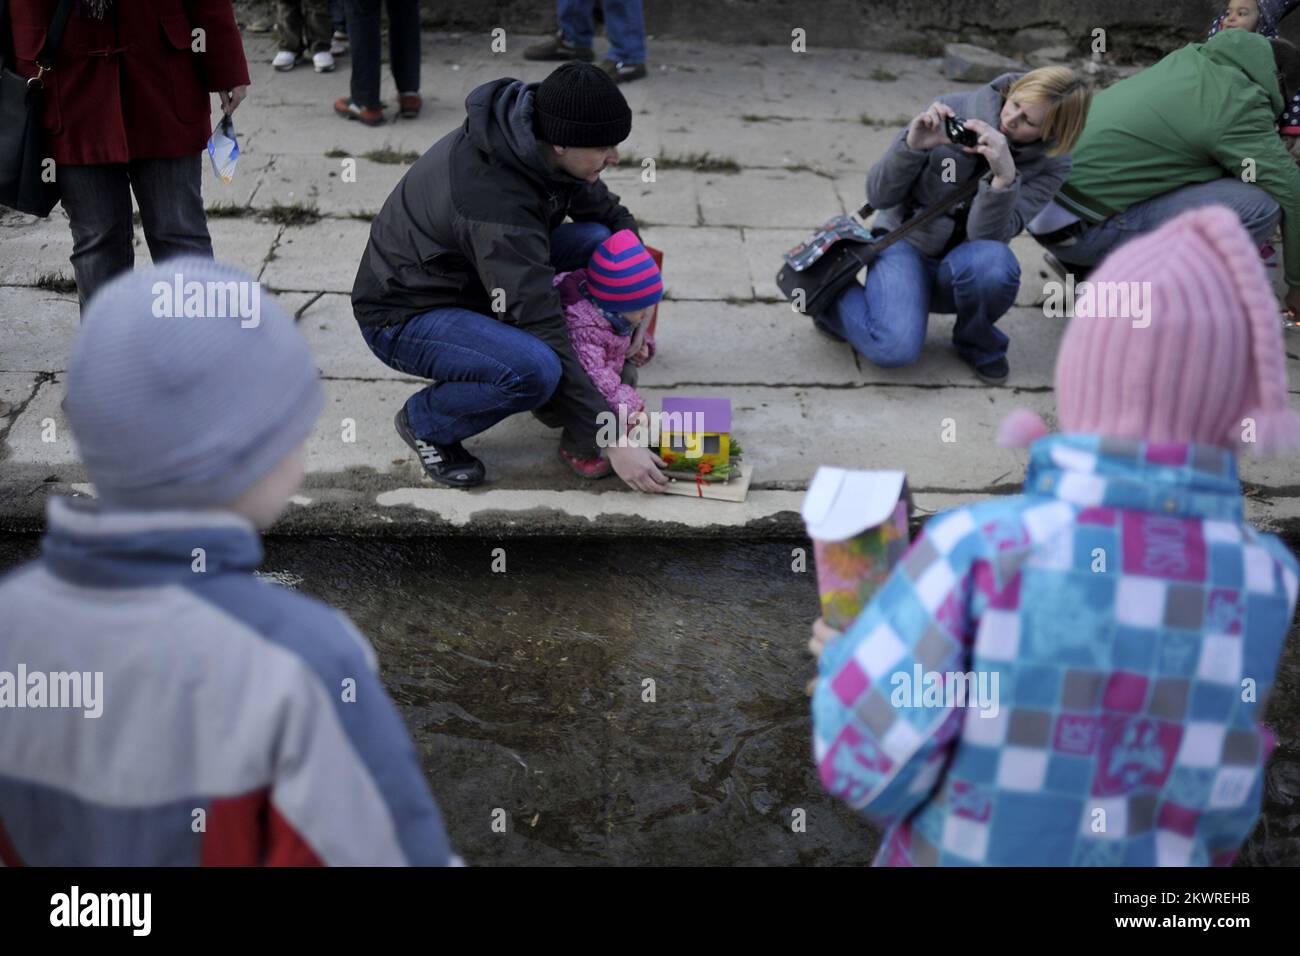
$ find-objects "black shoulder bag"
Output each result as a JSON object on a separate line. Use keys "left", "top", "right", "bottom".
{"left": 0, "top": 0, "right": 76, "bottom": 217}
{"left": 775, "top": 174, "right": 982, "bottom": 317}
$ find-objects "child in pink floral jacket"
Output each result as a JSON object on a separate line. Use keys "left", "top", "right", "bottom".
{"left": 554, "top": 229, "right": 663, "bottom": 475}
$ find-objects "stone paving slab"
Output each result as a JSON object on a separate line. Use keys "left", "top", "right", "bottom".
{"left": 0, "top": 213, "right": 282, "bottom": 289}
{"left": 638, "top": 301, "right": 862, "bottom": 387}
{"left": 640, "top": 226, "right": 751, "bottom": 300}
{"left": 251, "top": 154, "right": 410, "bottom": 218}
{"left": 300, "top": 293, "right": 399, "bottom": 378}
{"left": 299, "top": 291, "right": 1061, "bottom": 392}
{"left": 3, "top": 375, "right": 77, "bottom": 472}
{"left": 201, "top": 150, "right": 276, "bottom": 210}
{"left": 0, "top": 373, "right": 42, "bottom": 422}
{"left": 740, "top": 226, "right": 812, "bottom": 300}
{"left": 0, "top": 211, "right": 75, "bottom": 287}
{"left": 831, "top": 169, "right": 870, "bottom": 218}
{"left": 0, "top": 288, "right": 79, "bottom": 372}
{"left": 169, "top": 219, "right": 285, "bottom": 280}
{"left": 600, "top": 168, "right": 701, "bottom": 227}
{"left": 260, "top": 219, "right": 372, "bottom": 292}
{"left": 698, "top": 169, "right": 843, "bottom": 228}
{"left": 236, "top": 101, "right": 443, "bottom": 158}
{"left": 648, "top": 115, "right": 897, "bottom": 174}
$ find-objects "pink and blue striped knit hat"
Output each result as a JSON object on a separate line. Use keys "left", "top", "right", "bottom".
{"left": 585, "top": 229, "right": 663, "bottom": 313}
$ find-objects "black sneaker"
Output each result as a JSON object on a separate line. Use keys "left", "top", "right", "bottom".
{"left": 1043, "top": 250, "right": 1092, "bottom": 283}
{"left": 394, "top": 408, "right": 486, "bottom": 487}
{"left": 971, "top": 356, "right": 1010, "bottom": 386}
{"left": 523, "top": 31, "right": 595, "bottom": 62}
{"left": 599, "top": 58, "right": 647, "bottom": 83}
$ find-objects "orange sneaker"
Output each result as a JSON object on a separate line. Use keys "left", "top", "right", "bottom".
{"left": 334, "top": 98, "right": 384, "bottom": 126}
{"left": 398, "top": 92, "right": 422, "bottom": 119}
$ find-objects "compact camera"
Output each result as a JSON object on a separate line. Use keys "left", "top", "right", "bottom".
{"left": 944, "top": 115, "right": 979, "bottom": 148}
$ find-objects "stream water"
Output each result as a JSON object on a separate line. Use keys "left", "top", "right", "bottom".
{"left": 1, "top": 534, "right": 1296, "bottom": 866}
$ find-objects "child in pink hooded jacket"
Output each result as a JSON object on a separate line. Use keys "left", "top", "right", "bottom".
{"left": 554, "top": 229, "right": 663, "bottom": 475}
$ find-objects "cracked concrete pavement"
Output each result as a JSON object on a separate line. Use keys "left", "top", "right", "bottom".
{"left": 2, "top": 30, "right": 1299, "bottom": 537}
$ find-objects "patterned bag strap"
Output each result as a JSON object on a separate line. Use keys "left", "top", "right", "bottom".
{"left": 859, "top": 170, "right": 985, "bottom": 262}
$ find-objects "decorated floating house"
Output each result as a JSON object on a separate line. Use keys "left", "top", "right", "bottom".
{"left": 658, "top": 397, "right": 739, "bottom": 480}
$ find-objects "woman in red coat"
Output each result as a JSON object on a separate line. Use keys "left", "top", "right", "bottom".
{"left": 8, "top": 0, "right": 250, "bottom": 308}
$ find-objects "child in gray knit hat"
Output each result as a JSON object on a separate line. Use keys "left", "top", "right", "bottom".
{"left": 0, "top": 259, "right": 458, "bottom": 866}
{"left": 64, "top": 257, "right": 324, "bottom": 520}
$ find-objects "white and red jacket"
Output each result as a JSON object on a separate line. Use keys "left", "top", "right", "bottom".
{"left": 0, "top": 497, "right": 457, "bottom": 866}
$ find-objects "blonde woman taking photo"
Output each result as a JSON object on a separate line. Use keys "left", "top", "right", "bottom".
{"left": 818, "top": 67, "right": 1091, "bottom": 385}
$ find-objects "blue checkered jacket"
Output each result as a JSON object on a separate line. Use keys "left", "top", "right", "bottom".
{"left": 813, "top": 434, "right": 1298, "bottom": 866}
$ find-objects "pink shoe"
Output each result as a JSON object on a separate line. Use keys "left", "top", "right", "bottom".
{"left": 559, "top": 448, "right": 612, "bottom": 479}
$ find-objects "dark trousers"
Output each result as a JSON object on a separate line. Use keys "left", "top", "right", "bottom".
{"left": 275, "top": 0, "right": 333, "bottom": 53}
{"left": 57, "top": 154, "right": 213, "bottom": 312}
{"left": 344, "top": 0, "right": 421, "bottom": 109}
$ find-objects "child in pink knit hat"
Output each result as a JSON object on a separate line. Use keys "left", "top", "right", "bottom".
{"left": 553, "top": 228, "right": 663, "bottom": 477}
{"left": 811, "top": 206, "right": 1299, "bottom": 866}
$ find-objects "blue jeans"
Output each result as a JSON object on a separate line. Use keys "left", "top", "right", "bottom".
{"left": 361, "top": 222, "right": 613, "bottom": 445}
{"left": 558, "top": 0, "right": 646, "bottom": 64}
{"left": 1043, "top": 178, "right": 1281, "bottom": 267}
{"left": 821, "top": 239, "right": 1020, "bottom": 369}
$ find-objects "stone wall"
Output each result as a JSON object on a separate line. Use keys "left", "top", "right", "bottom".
{"left": 417, "top": 0, "right": 1300, "bottom": 59}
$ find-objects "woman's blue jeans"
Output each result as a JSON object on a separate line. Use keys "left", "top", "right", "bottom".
{"left": 820, "top": 238, "right": 1020, "bottom": 370}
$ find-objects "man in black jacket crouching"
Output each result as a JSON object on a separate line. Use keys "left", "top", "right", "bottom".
{"left": 352, "top": 62, "right": 667, "bottom": 492}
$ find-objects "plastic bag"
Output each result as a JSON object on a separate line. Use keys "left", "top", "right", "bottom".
{"left": 207, "top": 113, "right": 241, "bottom": 184}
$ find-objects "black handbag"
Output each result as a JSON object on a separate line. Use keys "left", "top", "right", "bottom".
{"left": 0, "top": 0, "right": 76, "bottom": 217}
{"left": 775, "top": 176, "right": 982, "bottom": 317}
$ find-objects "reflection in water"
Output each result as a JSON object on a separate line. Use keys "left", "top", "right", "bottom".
{"left": 1, "top": 534, "right": 1296, "bottom": 866}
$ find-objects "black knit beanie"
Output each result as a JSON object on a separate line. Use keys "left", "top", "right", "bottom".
{"left": 1270, "top": 38, "right": 1300, "bottom": 106}
{"left": 534, "top": 62, "right": 632, "bottom": 147}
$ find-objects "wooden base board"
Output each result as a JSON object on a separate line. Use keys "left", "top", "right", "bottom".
{"left": 660, "top": 461, "right": 753, "bottom": 502}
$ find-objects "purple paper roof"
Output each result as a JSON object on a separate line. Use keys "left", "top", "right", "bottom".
{"left": 662, "top": 397, "right": 731, "bottom": 433}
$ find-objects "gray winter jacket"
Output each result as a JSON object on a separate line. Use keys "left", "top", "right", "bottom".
{"left": 867, "top": 73, "right": 1072, "bottom": 257}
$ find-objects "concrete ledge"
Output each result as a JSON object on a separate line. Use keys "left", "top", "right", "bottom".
{"left": 5, "top": 478, "right": 1298, "bottom": 542}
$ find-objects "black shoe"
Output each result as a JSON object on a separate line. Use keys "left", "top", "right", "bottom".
{"left": 394, "top": 408, "right": 486, "bottom": 487}
{"left": 599, "top": 58, "right": 647, "bottom": 83}
{"left": 523, "top": 31, "right": 595, "bottom": 61}
{"left": 971, "top": 356, "right": 1009, "bottom": 386}
{"left": 1043, "top": 250, "right": 1091, "bottom": 283}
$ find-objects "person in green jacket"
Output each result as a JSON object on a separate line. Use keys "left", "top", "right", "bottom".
{"left": 1032, "top": 29, "right": 1300, "bottom": 314}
